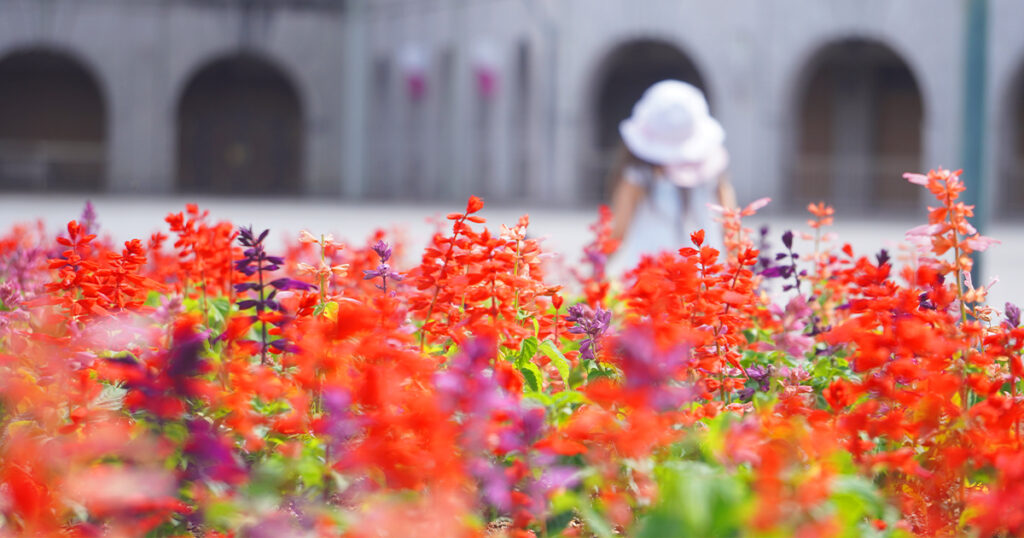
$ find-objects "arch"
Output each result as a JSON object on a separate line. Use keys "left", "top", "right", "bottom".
{"left": 996, "top": 61, "right": 1024, "bottom": 217}
{"left": 0, "top": 48, "right": 108, "bottom": 192}
{"left": 176, "top": 52, "right": 304, "bottom": 195}
{"left": 787, "top": 38, "right": 924, "bottom": 212}
{"left": 586, "top": 38, "right": 710, "bottom": 201}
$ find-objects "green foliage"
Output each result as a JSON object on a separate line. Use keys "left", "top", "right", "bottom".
{"left": 636, "top": 461, "right": 748, "bottom": 538}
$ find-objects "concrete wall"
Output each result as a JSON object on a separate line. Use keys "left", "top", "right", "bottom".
{"left": 0, "top": 0, "right": 344, "bottom": 195}
{"left": 0, "top": 0, "right": 1020, "bottom": 214}
{"left": 555, "top": 0, "right": 964, "bottom": 210}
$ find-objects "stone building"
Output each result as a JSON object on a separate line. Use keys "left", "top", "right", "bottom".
{"left": 1, "top": 0, "right": 1022, "bottom": 215}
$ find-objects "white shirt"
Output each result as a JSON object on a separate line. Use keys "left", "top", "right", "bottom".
{"left": 610, "top": 146, "right": 729, "bottom": 277}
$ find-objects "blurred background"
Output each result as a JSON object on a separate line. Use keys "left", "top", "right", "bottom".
{"left": 0, "top": 0, "right": 1022, "bottom": 300}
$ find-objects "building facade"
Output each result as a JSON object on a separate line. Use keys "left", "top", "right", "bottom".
{"left": 1, "top": 0, "right": 1023, "bottom": 215}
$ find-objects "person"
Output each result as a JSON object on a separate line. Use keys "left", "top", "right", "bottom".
{"left": 608, "top": 80, "right": 736, "bottom": 274}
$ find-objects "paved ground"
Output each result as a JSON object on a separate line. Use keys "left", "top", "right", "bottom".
{"left": 2, "top": 193, "right": 1023, "bottom": 312}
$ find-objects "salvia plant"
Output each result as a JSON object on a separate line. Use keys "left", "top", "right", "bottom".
{"left": 234, "top": 225, "right": 315, "bottom": 363}
{"left": 3, "top": 168, "right": 1024, "bottom": 537}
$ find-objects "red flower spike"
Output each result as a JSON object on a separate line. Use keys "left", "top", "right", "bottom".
{"left": 466, "top": 195, "right": 484, "bottom": 214}
{"left": 690, "top": 229, "right": 705, "bottom": 247}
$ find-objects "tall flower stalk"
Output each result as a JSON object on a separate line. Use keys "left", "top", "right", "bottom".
{"left": 297, "top": 230, "right": 348, "bottom": 315}
{"left": 905, "top": 169, "right": 999, "bottom": 412}
{"left": 904, "top": 169, "right": 997, "bottom": 322}
{"left": 235, "top": 226, "right": 315, "bottom": 364}
{"left": 565, "top": 302, "right": 611, "bottom": 363}
{"left": 414, "top": 196, "right": 484, "bottom": 349}
{"left": 362, "top": 240, "right": 403, "bottom": 294}
{"left": 806, "top": 201, "right": 834, "bottom": 282}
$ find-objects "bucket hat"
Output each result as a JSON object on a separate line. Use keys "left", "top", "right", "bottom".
{"left": 619, "top": 80, "right": 724, "bottom": 166}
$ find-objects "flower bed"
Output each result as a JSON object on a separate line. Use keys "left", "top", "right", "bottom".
{"left": 0, "top": 169, "right": 1020, "bottom": 536}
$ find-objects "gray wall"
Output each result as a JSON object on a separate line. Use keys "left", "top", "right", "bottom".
{"left": 0, "top": 0, "right": 1019, "bottom": 213}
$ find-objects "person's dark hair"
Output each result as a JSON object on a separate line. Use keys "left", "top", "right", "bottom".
{"left": 606, "top": 142, "right": 697, "bottom": 212}
{"left": 605, "top": 143, "right": 662, "bottom": 195}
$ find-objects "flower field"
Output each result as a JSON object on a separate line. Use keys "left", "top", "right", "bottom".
{"left": 1, "top": 169, "right": 1022, "bottom": 537}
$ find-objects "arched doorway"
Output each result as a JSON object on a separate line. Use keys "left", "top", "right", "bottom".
{"left": 999, "top": 65, "right": 1024, "bottom": 217}
{"left": 590, "top": 39, "right": 708, "bottom": 201}
{"left": 791, "top": 39, "right": 923, "bottom": 212}
{"left": 0, "top": 49, "right": 107, "bottom": 192}
{"left": 177, "top": 54, "right": 303, "bottom": 195}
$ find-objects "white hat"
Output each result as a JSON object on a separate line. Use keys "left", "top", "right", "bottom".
{"left": 619, "top": 80, "right": 725, "bottom": 165}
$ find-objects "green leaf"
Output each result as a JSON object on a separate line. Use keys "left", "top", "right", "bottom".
{"left": 587, "top": 365, "right": 616, "bottom": 383}
{"left": 524, "top": 391, "right": 553, "bottom": 406}
{"left": 568, "top": 363, "right": 587, "bottom": 389}
{"left": 92, "top": 384, "right": 126, "bottom": 411}
{"left": 208, "top": 297, "right": 232, "bottom": 325}
{"left": 539, "top": 339, "right": 571, "bottom": 386}
{"left": 578, "top": 501, "right": 615, "bottom": 538}
{"left": 830, "top": 475, "right": 883, "bottom": 526}
{"left": 550, "top": 491, "right": 579, "bottom": 514}
{"left": 324, "top": 300, "right": 340, "bottom": 320}
{"left": 545, "top": 509, "right": 575, "bottom": 535}
{"left": 752, "top": 391, "right": 776, "bottom": 413}
{"left": 163, "top": 422, "right": 189, "bottom": 444}
{"left": 517, "top": 336, "right": 539, "bottom": 368}
{"left": 552, "top": 390, "right": 588, "bottom": 407}
{"left": 519, "top": 361, "right": 543, "bottom": 393}
{"left": 144, "top": 289, "right": 163, "bottom": 307}
{"left": 203, "top": 500, "right": 240, "bottom": 528}
{"left": 297, "top": 457, "right": 325, "bottom": 488}
{"left": 637, "top": 461, "right": 746, "bottom": 538}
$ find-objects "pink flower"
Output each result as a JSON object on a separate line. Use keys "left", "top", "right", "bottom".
{"left": 905, "top": 223, "right": 945, "bottom": 238}
{"left": 903, "top": 172, "right": 929, "bottom": 185}
{"left": 964, "top": 235, "right": 999, "bottom": 253}
{"left": 769, "top": 295, "right": 814, "bottom": 358}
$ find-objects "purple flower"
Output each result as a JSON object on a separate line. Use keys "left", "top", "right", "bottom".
{"left": 154, "top": 295, "right": 183, "bottom": 325}
{"left": 747, "top": 364, "right": 771, "bottom": 382}
{"left": 762, "top": 230, "right": 802, "bottom": 293}
{"left": 233, "top": 226, "right": 314, "bottom": 362}
{"left": 0, "top": 281, "right": 28, "bottom": 335}
{"left": 566, "top": 303, "right": 611, "bottom": 362}
{"left": 243, "top": 509, "right": 314, "bottom": 538}
{"left": 754, "top": 225, "right": 773, "bottom": 273}
{"left": 363, "top": 240, "right": 403, "bottom": 292}
{"left": 184, "top": 419, "right": 245, "bottom": 484}
{"left": 585, "top": 249, "right": 607, "bottom": 274}
{"left": 80, "top": 200, "right": 98, "bottom": 235}
{"left": 268, "top": 278, "right": 316, "bottom": 291}
{"left": 321, "top": 388, "right": 364, "bottom": 463}
{"left": 435, "top": 337, "right": 512, "bottom": 418}
{"left": 781, "top": 229, "right": 794, "bottom": 250}
{"left": 166, "top": 324, "right": 208, "bottom": 395}
{"left": 370, "top": 239, "right": 392, "bottom": 263}
{"left": 474, "top": 458, "right": 513, "bottom": 510}
{"left": 1006, "top": 302, "right": 1021, "bottom": 329}
{"left": 741, "top": 364, "right": 770, "bottom": 401}
{"left": 876, "top": 248, "right": 891, "bottom": 266}
{"left": 769, "top": 295, "right": 814, "bottom": 358}
{"left": 613, "top": 327, "right": 696, "bottom": 411}
{"left": 435, "top": 338, "right": 560, "bottom": 512}
{"left": 739, "top": 364, "right": 773, "bottom": 401}
{"left": 537, "top": 465, "right": 579, "bottom": 492}
{"left": 0, "top": 281, "right": 19, "bottom": 310}
{"left": 0, "top": 245, "right": 46, "bottom": 301}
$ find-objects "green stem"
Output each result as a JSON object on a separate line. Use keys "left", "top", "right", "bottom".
{"left": 512, "top": 237, "right": 522, "bottom": 320}
{"left": 258, "top": 258, "right": 267, "bottom": 365}
{"left": 420, "top": 215, "right": 466, "bottom": 350}
{"left": 947, "top": 189, "right": 969, "bottom": 413}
